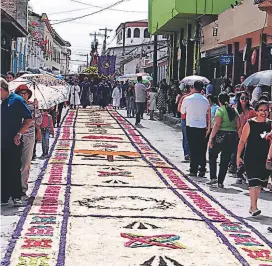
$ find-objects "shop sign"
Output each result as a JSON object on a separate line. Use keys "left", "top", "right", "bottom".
{"left": 220, "top": 55, "right": 233, "bottom": 65}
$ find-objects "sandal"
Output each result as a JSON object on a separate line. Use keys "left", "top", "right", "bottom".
{"left": 252, "top": 209, "right": 261, "bottom": 216}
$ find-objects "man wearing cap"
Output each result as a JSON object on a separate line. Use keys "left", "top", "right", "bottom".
{"left": 15, "top": 84, "right": 42, "bottom": 197}
{"left": 1, "top": 78, "right": 32, "bottom": 206}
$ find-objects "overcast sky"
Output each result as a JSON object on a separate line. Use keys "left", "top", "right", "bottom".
{"left": 29, "top": 0, "right": 148, "bottom": 71}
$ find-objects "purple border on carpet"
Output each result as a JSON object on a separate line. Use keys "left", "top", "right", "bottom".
{"left": 1, "top": 111, "right": 69, "bottom": 266}
{"left": 56, "top": 109, "right": 78, "bottom": 266}
{"left": 108, "top": 110, "right": 251, "bottom": 266}
{"left": 113, "top": 112, "right": 272, "bottom": 249}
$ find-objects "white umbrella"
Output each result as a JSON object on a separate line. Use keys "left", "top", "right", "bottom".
{"left": 9, "top": 74, "right": 70, "bottom": 109}
{"left": 242, "top": 70, "right": 272, "bottom": 87}
{"left": 180, "top": 75, "right": 210, "bottom": 86}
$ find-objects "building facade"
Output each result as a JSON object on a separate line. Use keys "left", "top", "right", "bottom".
{"left": 1, "top": 0, "right": 29, "bottom": 73}
{"left": 148, "top": 0, "right": 245, "bottom": 81}
{"left": 40, "top": 13, "right": 71, "bottom": 74}
{"left": 200, "top": 0, "right": 272, "bottom": 83}
{"left": 107, "top": 19, "right": 168, "bottom": 76}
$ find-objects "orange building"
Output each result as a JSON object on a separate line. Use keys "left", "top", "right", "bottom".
{"left": 200, "top": 0, "right": 272, "bottom": 84}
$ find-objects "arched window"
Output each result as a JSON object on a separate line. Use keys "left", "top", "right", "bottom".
{"left": 133, "top": 28, "right": 140, "bottom": 38}
{"left": 127, "top": 28, "right": 131, "bottom": 38}
{"left": 144, "top": 28, "right": 150, "bottom": 38}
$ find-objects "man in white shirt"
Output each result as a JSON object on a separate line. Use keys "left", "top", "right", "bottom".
{"left": 134, "top": 76, "right": 147, "bottom": 126}
{"left": 181, "top": 80, "right": 211, "bottom": 177}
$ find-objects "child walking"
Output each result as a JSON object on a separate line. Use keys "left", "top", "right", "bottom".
{"left": 148, "top": 87, "right": 158, "bottom": 120}
{"left": 40, "top": 110, "right": 54, "bottom": 158}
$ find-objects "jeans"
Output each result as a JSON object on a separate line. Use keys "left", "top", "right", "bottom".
{"left": 209, "top": 131, "right": 238, "bottom": 184}
{"left": 1, "top": 141, "right": 22, "bottom": 201}
{"left": 41, "top": 130, "right": 50, "bottom": 155}
{"left": 21, "top": 134, "right": 35, "bottom": 193}
{"left": 126, "top": 98, "right": 135, "bottom": 117}
{"left": 186, "top": 126, "right": 207, "bottom": 173}
{"left": 135, "top": 102, "right": 145, "bottom": 124}
{"left": 181, "top": 120, "right": 190, "bottom": 158}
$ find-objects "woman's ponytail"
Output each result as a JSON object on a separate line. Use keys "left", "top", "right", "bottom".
{"left": 218, "top": 92, "right": 236, "bottom": 122}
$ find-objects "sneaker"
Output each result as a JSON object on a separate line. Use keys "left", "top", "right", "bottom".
{"left": 206, "top": 179, "right": 217, "bottom": 185}
{"left": 252, "top": 209, "right": 261, "bottom": 216}
{"left": 198, "top": 172, "right": 206, "bottom": 178}
{"left": 218, "top": 183, "right": 224, "bottom": 189}
{"left": 13, "top": 198, "right": 23, "bottom": 207}
{"left": 188, "top": 172, "right": 197, "bottom": 177}
{"left": 184, "top": 155, "right": 190, "bottom": 161}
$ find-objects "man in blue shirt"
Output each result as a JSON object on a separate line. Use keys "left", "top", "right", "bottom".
{"left": 1, "top": 78, "right": 32, "bottom": 206}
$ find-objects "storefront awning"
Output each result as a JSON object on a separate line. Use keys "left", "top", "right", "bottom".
{"left": 1, "top": 9, "right": 28, "bottom": 37}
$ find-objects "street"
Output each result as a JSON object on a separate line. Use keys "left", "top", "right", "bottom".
{"left": 1, "top": 107, "right": 271, "bottom": 266}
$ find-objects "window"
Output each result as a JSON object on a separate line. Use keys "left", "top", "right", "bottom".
{"left": 144, "top": 28, "right": 150, "bottom": 38}
{"left": 127, "top": 28, "right": 131, "bottom": 38}
{"left": 133, "top": 28, "right": 140, "bottom": 38}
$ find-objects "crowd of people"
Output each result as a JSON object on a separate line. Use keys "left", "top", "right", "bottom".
{"left": 176, "top": 75, "right": 272, "bottom": 217}
{"left": 1, "top": 70, "right": 271, "bottom": 217}
{"left": 1, "top": 73, "right": 57, "bottom": 207}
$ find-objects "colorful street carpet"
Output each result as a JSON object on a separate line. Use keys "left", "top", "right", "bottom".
{"left": 2, "top": 108, "right": 272, "bottom": 266}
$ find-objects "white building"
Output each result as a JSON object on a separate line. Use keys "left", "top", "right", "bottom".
{"left": 107, "top": 19, "right": 168, "bottom": 76}
{"left": 41, "top": 13, "right": 71, "bottom": 75}
{"left": 26, "top": 11, "right": 45, "bottom": 70}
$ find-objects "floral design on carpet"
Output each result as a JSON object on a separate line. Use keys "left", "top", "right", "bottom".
{"left": 76, "top": 196, "right": 176, "bottom": 211}
{"left": 120, "top": 233, "right": 186, "bottom": 249}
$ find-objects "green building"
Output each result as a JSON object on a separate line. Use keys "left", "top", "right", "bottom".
{"left": 148, "top": 0, "right": 241, "bottom": 81}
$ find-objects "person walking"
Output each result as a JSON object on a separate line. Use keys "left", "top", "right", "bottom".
{"left": 207, "top": 93, "right": 239, "bottom": 188}
{"left": 235, "top": 91, "right": 256, "bottom": 184}
{"left": 135, "top": 76, "right": 147, "bottom": 126}
{"left": 157, "top": 79, "right": 168, "bottom": 121}
{"left": 148, "top": 87, "right": 158, "bottom": 120}
{"left": 70, "top": 81, "right": 80, "bottom": 109}
{"left": 112, "top": 83, "right": 122, "bottom": 109}
{"left": 206, "top": 94, "right": 219, "bottom": 149}
{"left": 126, "top": 83, "right": 136, "bottom": 118}
{"left": 80, "top": 77, "right": 91, "bottom": 108}
{"left": 15, "top": 85, "right": 42, "bottom": 197}
{"left": 1, "top": 78, "right": 32, "bottom": 206}
{"left": 237, "top": 101, "right": 271, "bottom": 216}
{"left": 181, "top": 81, "right": 211, "bottom": 177}
{"left": 178, "top": 85, "right": 193, "bottom": 161}
{"left": 40, "top": 109, "right": 54, "bottom": 158}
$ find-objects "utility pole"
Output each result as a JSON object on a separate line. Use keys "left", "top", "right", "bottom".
{"left": 122, "top": 23, "right": 126, "bottom": 74}
{"left": 153, "top": 34, "right": 158, "bottom": 87}
{"left": 99, "top": 27, "right": 113, "bottom": 56}
{"left": 90, "top": 32, "right": 101, "bottom": 48}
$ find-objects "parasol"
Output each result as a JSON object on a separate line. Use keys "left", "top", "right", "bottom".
{"left": 9, "top": 74, "right": 70, "bottom": 109}
{"left": 242, "top": 70, "right": 272, "bottom": 87}
{"left": 180, "top": 75, "right": 210, "bottom": 86}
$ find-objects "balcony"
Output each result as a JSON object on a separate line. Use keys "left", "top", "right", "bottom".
{"left": 148, "top": 0, "right": 242, "bottom": 34}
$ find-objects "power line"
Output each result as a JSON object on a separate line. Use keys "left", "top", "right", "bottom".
{"left": 48, "top": 7, "right": 92, "bottom": 15}
{"left": 51, "top": 0, "right": 129, "bottom": 25}
{"left": 71, "top": 0, "right": 147, "bottom": 13}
